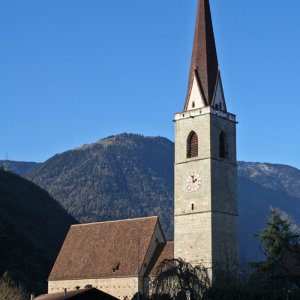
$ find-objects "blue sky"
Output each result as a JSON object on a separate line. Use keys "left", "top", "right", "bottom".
{"left": 1, "top": 0, "right": 300, "bottom": 168}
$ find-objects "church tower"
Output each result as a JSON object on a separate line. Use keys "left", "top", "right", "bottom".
{"left": 174, "top": 0, "right": 238, "bottom": 274}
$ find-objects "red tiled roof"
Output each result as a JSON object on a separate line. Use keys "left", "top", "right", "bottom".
{"left": 49, "top": 217, "right": 160, "bottom": 280}
{"left": 145, "top": 242, "right": 174, "bottom": 276}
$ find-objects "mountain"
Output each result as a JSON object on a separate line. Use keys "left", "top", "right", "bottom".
{"left": 26, "top": 133, "right": 174, "bottom": 238}
{"left": 0, "top": 160, "right": 41, "bottom": 176}
{"left": 237, "top": 162, "right": 300, "bottom": 265}
{"left": 238, "top": 161, "right": 300, "bottom": 199}
{"left": 26, "top": 133, "right": 300, "bottom": 265}
{"left": 0, "top": 169, "right": 77, "bottom": 294}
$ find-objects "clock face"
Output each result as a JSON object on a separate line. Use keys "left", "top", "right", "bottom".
{"left": 186, "top": 172, "right": 202, "bottom": 192}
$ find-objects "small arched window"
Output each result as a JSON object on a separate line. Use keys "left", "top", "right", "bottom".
{"left": 219, "top": 131, "right": 228, "bottom": 159}
{"left": 187, "top": 131, "right": 198, "bottom": 158}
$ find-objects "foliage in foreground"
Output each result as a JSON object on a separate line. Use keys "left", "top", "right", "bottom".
{"left": 0, "top": 271, "right": 28, "bottom": 300}
{"left": 152, "top": 258, "right": 210, "bottom": 300}
{"left": 147, "top": 267, "right": 300, "bottom": 300}
{"left": 253, "top": 208, "right": 300, "bottom": 287}
{"left": 132, "top": 209, "right": 300, "bottom": 300}
{"left": 205, "top": 208, "right": 300, "bottom": 299}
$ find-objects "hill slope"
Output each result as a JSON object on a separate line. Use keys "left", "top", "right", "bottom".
{"left": 26, "top": 133, "right": 300, "bottom": 264}
{"left": 237, "top": 162, "right": 300, "bottom": 264}
{"left": 0, "top": 160, "right": 41, "bottom": 176}
{"left": 0, "top": 170, "right": 77, "bottom": 293}
{"left": 27, "top": 134, "right": 174, "bottom": 238}
{"left": 238, "top": 161, "right": 300, "bottom": 199}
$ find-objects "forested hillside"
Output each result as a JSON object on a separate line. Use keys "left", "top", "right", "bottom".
{"left": 0, "top": 160, "right": 41, "bottom": 176}
{"left": 0, "top": 170, "right": 77, "bottom": 293}
{"left": 27, "top": 134, "right": 174, "bottom": 238}
{"left": 26, "top": 133, "right": 300, "bottom": 265}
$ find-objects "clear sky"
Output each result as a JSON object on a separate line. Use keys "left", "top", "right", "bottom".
{"left": 1, "top": 0, "right": 300, "bottom": 168}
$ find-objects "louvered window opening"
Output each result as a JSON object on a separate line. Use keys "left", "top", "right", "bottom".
{"left": 187, "top": 132, "right": 198, "bottom": 158}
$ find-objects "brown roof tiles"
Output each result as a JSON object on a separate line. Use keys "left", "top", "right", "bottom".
{"left": 145, "top": 242, "right": 174, "bottom": 276}
{"left": 49, "top": 217, "right": 160, "bottom": 281}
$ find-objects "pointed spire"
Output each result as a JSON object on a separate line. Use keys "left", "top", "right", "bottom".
{"left": 184, "top": 0, "right": 225, "bottom": 111}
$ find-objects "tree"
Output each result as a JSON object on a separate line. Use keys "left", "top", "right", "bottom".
{"left": 203, "top": 209, "right": 300, "bottom": 300}
{"left": 1, "top": 271, "right": 14, "bottom": 288}
{"left": 0, "top": 272, "right": 28, "bottom": 300}
{"left": 150, "top": 295, "right": 171, "bottom": 300}
{"left": 151, "top": 258, "right": 210, "bottom": 300}
{"left": 254, "top": 208, "right": 300, "bottom": 287}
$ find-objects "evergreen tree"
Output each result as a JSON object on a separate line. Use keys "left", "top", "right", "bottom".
{"left": 255, "top": 208, "right": 300, "bottom": 271}
{"left": 253, "top": 208, "right": 300, "bottom": 295}
{"left": 0, "top": 271, "right": 14, "bottom": 288}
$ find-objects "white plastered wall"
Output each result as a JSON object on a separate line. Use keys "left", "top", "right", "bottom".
{"left": 186, "top": 75, "right": 206, "bottom": 110}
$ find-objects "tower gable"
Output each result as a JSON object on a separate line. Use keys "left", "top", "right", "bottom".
{"left": 186, "top": 72, "right": 206, "bottom": 110}
{"left": 212, "top": 72, "right": 227, "bottom": 111}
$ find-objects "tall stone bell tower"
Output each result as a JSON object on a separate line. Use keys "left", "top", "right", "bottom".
{"left": 174, "top": 0, "right": 239, "bottom": 275}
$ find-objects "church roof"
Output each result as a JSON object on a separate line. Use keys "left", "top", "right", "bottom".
{"left": 185, "top": 0, "right": 221, "bottom": 110}
{"left": 145, "top": 242, "right": 174, "bottom": 277}
{"left": 48, "top": 216, "right": 162, "bottom": 281}
{"left": 35, "top": 288, "right": 119, "bottom": 300}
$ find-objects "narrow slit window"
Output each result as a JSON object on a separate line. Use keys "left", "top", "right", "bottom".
{"left": 219, "top": 131, "right": 228, "bottom": 159}
{"left": 187, "top": 131, "right": 198, "bottom": 158}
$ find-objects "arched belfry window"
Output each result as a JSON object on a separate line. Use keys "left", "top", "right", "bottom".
{"left": 219, "top": 131, "right": 228, "bottom": 159}
{"left": 187, "top": 131, "right": 198, "bottom": 158}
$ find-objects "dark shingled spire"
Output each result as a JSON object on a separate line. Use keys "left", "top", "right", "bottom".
{"left": 185, "top": 0, "right": 220, "bottom": 110}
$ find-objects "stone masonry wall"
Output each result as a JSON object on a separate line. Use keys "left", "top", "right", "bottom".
{"left": 174, "top": 110, "right": 238, "bottom": 273}
{"left": 48, "top": 277, "right": 139, "bottom": 300}
{"left": 174, "top": 112, "right": 213, "bottom": 268}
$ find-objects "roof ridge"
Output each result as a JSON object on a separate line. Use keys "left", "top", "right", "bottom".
{"left": 71, "top": 216, "right": 159, "bottom": 227}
